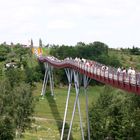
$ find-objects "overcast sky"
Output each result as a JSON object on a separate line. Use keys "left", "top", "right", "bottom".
{"left": 0, "top": 0, "right": 140, "bottom": 48}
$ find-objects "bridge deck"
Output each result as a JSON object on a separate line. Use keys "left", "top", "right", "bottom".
{"left": 38, "top": 56, "right": 140, "bottom": 95}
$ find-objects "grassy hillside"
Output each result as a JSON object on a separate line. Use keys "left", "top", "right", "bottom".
{"left": 21, "top": 83, "right": 103, "bottom": 140}
{"left": 109, "top": 49, "right": 140, "bottom": 70}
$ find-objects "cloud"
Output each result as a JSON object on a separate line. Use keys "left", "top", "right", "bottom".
{"left": 48, "top": 19, "right": 76, "bottom": 30}
{"left": 0, "top": 0, "right": 140, "bottom": 47}
{"left": 46, "top": 0, "right": 140, "bottom": 47}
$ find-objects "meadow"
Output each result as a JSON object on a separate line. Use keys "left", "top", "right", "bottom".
{"left": 22, "top": 83, "right": 103, "bottom": 140}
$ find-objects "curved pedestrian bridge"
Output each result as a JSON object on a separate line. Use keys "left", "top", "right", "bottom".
{"left": 39, "top": 56, "right": 140, "bottom": 95}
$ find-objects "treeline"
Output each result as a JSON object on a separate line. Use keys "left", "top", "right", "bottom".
{"left": 49, "top": 41, "right": 121, "bottom": 85}
{"left": 119, "top": 46, "right": 140, "bottom": 55}
{"left": 50, "top": 41, "right": 121, "bottom": 67}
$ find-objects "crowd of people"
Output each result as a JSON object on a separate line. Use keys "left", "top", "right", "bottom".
{"left": 117, "top": 67, "right": 136, "bottom": 76}
{"left": 65, "top": 57, "right": 137, "bottom": 75}
{"left": 73, "top": 57, "right": 139, "bottom": 83}
{"left": 46, "top": 56, "right": 140, "bottom": 84}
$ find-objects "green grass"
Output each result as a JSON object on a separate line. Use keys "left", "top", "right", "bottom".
{"left": 22, "top": 83, "right": 103, "bottom": 140}
{"left": 109, "top": 49, "right": 140, "bottom": 70}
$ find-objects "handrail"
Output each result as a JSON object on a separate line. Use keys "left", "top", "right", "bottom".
{"left": 38, "top": 56, "right": 140, "bottom": 95}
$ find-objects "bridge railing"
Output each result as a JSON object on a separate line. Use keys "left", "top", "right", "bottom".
{"left": 40, "top": 56, "right": 140, "bottom": 87}
{"left": 67, "top": 58, "right": 140, "bottom": 86}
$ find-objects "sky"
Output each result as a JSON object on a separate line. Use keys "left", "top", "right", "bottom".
{"left": 0, "top": 0, "right": 140, "bottom": 48}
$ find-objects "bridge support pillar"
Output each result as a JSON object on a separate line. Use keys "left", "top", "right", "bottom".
{"left": 60, "top": 69, "right": 73, "bottom": 140}
{"left": 83, "top": 75, "right": 91, "bottom": 140}
{"left": 67, "top": 71, "right": 85, "bottom": 140}
{"left": 49, "top": 65, "right": 54, "bottom": 96}
{"left": 41, "top": 62, "right": 54, "bottom": 97}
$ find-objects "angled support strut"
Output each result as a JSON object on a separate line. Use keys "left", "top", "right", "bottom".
{"left": 67, "top": 71, "right": 85, "bottom": 140}
{"left": 41, "top": 62, "right": 54, "bottom": 96}
{"left": 61, "top": 68, "right": 73, "bottom": 140}
{"left": 83, "top": 75, "right": 91, "bottom": 140}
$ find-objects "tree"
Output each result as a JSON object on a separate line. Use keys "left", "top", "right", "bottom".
{"left": 87, "top": 86, "right": 114, "bottom": 139}
{"left": 5, "top": 68, "right": 26, "bottom": 87}
{"left": 0, "top": 117, "right": 15, "bottom": 140}
{"left": 0, "top": 79, "right": 34, "bottom": 139}
{"left": 13, "top": 83, "right": 34, "bottom": 138}
{"left": 0, "top": 79, "right": 15, "bottom": 139}
{"left": 108, "top": 55, "right": 121, "bottom": 67}
{"left": 0, "top": 44, "right": 11, "bottom": 61}
{"left": 25, "top": 65, "right": 44, "bottom": 85}
{"left": 87, "top": 86, "right": 140, "bottom": 140}
{"left": 130, "top": 46, "right": 140, "bottom": 55}
{"left": 13, "top": 44, "right": 30, "bottom": 62}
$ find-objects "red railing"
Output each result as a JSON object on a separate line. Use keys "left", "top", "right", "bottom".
{"left": 38, "top": 56, "right": 140, "bottom": 95}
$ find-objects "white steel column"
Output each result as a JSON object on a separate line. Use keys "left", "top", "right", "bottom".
{"left": 41, "top": 63, "right": 54, "bottom": 97}
{"left": 60, "top": 69, "right": 73, "bottom": 140}
{"left": 83, "top": 75, "right": 91, "bottom": 140}
{"left": 67, "top": 71, "right": 84, "bottom": 140}
{"left": 76, "top": 72, "right": 85, "bottom": 140}
{"left": 41, "top": 63, "right": 49, "bottom": 96}
{"left": 49, "top": 66, "right": 54, "bottom": 96}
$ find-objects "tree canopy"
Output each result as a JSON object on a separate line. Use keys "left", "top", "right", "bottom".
{"left": 87, "top": 86, "right": 140, "bottom": 140}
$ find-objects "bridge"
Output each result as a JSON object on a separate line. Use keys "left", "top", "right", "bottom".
{"left": 38, "top": 56, "right": 140, "bottom": 140}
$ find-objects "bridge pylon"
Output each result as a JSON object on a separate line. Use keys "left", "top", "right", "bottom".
{"left": 41, "top": 62, "right": 54, "bottom": 97}
{"left": 41, "top": 63, "right": 91, "bottom": 140}
{"left": 67, "top": 70, "right": 85, "bottom": 140}
{"left": 83, "top": 75, "right": 91, "bottom": 140}
{"left": 60, "top": 68, "right": 73, "bottom": 140}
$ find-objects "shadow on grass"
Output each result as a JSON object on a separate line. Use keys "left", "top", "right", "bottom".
{"left": 45, "top": 93, "right": 73, "bottom": 140}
